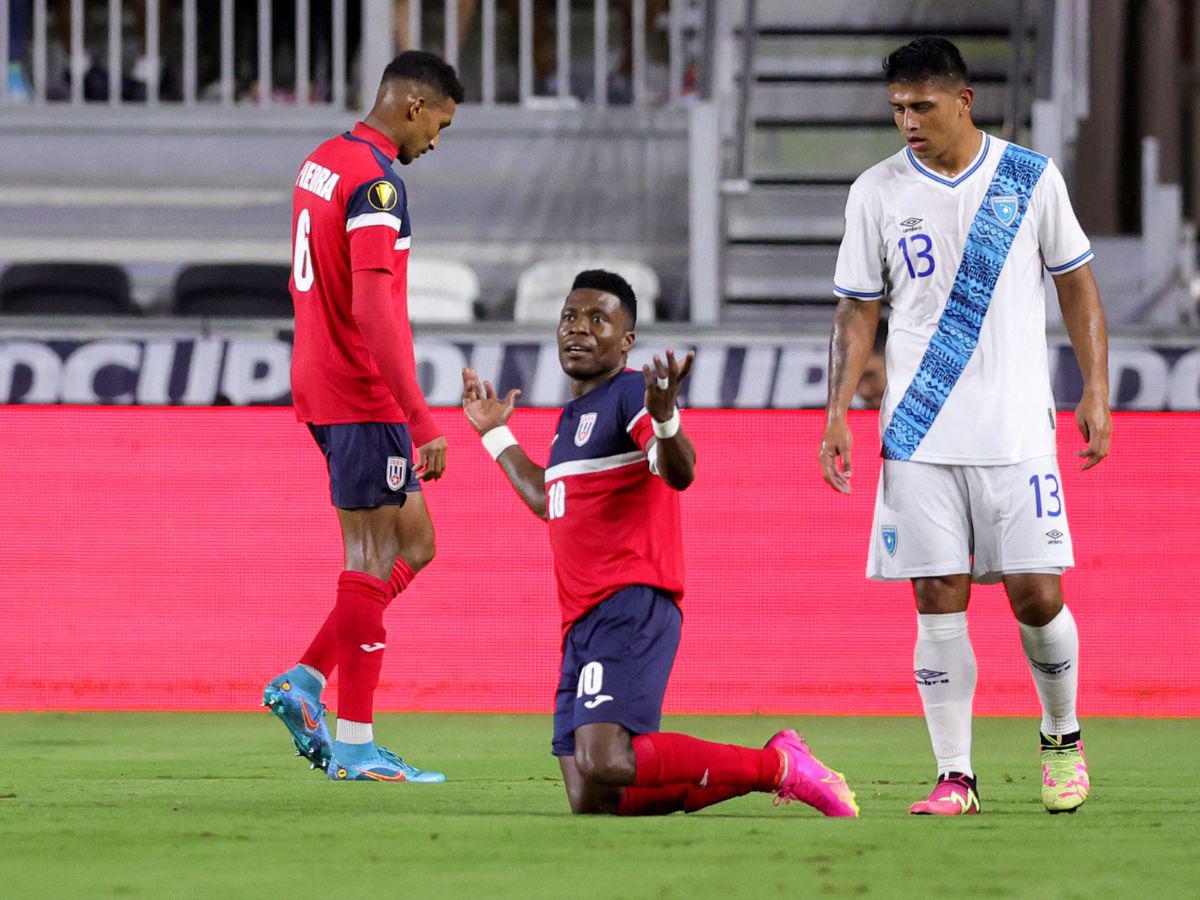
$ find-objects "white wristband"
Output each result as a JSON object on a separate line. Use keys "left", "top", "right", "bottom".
{"left": 480, "top": 425, "right": 519, "bottom": 460}
{"left": 652, "top": 408, "right": 681, "bottom": 439}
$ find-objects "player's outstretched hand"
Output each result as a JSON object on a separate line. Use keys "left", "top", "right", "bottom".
{"left": 642, "top": 349, "right": 695, "bottom": 423}
{"left": 819, "top": 418, "right": 853, "bottom": 494}
{"left": 1075, "top": 389, "right": 1111, "bottom": 471}
{"left": 415, "top": 435, "right": 447, "bottom": 482}
{"left": 461, "top": 367, "right": 521, "bottom": 435}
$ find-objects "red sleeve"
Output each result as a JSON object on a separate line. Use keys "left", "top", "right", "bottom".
{"left": 350, "top": 268, "right": 440, "bottom": 446}
{"left": 627, "top": 407, "right": 655, "bottom": 451}
{"left": 349, "top": 226, "right": 398, "bottom": 273}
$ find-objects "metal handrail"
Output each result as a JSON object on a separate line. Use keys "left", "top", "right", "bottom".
{"left": 732, "top": 0, "right": 757, "bottom": 182}
{"left": 0, "top": 0, "right": 705, "bottom": 111}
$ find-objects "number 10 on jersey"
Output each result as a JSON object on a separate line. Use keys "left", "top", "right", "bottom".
{"left": 547, "top": 481, "right": 566, "bottom": 520}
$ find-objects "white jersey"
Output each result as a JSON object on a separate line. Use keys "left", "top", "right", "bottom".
{"left": 833, "top": 132, "right": 1092, "bottom": 465}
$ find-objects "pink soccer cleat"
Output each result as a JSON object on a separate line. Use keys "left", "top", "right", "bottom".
{"left": 766, "top": 729, "right": 860, "bottom": 817}
{"left": 908, "top": 773, "right": 981, "bottom": 815}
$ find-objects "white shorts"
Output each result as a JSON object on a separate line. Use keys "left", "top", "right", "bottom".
{"left": 867, "top": 455, "right": 1074, "bottom": 583}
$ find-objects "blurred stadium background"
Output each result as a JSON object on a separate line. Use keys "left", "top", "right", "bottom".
{"left": 1, "top": 1, "right": 1197, "bottom": 717}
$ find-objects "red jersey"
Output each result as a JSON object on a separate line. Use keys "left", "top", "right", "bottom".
{"left": 289, "top": 122, "right": 436, "bottom": 442}
{"left": 544, "top": 370, "right": 685, "bottom": 636}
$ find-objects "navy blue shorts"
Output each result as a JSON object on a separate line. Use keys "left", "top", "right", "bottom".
{"left": 307, "top": 422, "right": 421, "bottom": 510}
{"left": 551, "top": 585, "right": 682, "bottom": 757}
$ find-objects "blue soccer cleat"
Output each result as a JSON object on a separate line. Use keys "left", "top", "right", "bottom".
{"left": 327, "top": 742, "right": 447, "bottom": 783}
{"left": 262, "top": 668, "right": 332, "bottom": 771}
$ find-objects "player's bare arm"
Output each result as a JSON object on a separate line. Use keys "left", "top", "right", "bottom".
{"left": 461, "top": 367, "right": 548, "bottom": 519}
{"left": 641, "top": 349, "right": 696, "bottom": 491}
{"left": 1054, "top": 263, "right": 1111, "bottom": 471}
{"left": 820, "top": 298, "right": 882, "bottom": 493}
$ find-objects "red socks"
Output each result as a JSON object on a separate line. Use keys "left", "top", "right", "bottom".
{"left": 298, "top": 559, "right": 414, "bottom": 680}
{"left": 631, "top": 732, "right": 783, "bottom": 792}
{"left": 299, "top": 607, "right": 339, "bottom": 677}
{"left": 617, "top": 784, "right": 752, "bottom": 816}
{"left": 331, "top": 570, "right": 391, "bottom": 723}
{"left": 388, "top": 557, "right": 415, "bottom": 597}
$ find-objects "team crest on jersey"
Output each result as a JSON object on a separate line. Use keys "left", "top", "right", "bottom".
{"left": 991, "top": 195, "right": 1019, "bottom": 227}
{"left": 882, "top": 525, "right": 898, "bottom": 557}
{"left": 368, "top": 180, "right": 398, "bottom": 212}
{"left": 385, "top": 456, "right": 408, "bottom": 491}
{"left": 574, "top": 412, "right": 598, "bottom": 446}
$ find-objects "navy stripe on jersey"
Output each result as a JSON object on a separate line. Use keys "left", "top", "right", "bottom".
{"left": 342, "top": 133, "right": 410, "bottom": 239}
{"left": 548, "top": 371, "right": 648, "bottom": 470}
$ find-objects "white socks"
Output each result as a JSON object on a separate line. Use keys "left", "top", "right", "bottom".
{"left": 336, "top": 719, "right": 374, "bottom": 745}
{"left": 914, "top": 612, "right": 976, "bottom": 777}
{"left": 1019, "top": 605, "right": 1081, "bottom": 736}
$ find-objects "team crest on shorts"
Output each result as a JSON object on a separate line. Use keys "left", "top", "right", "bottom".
{"left": 574, "top": 412, "right": 598, "bottom": 447}
{"left": 991, "top": 195, "right": 1019, "bottom": 227}
{"left": 882, "top": 525, "right": 898, "bottom": 557}
{"left": 385, "top": 456, "right": 408, "bottom": 491}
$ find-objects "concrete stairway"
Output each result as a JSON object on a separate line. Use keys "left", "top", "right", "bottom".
{"left": 722, "top": 0, "right": 1039, "bottom": 323}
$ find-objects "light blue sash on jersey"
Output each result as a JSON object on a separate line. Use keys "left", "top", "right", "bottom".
{"left": 881, "top": 144, "right": 1049, "bottom": 460}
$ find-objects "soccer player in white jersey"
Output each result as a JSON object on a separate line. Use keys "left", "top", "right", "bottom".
{"left": 819, "top": 38, "right": 1111, "bottom": 816}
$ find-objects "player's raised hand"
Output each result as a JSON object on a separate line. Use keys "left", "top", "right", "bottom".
{"left": 415, "top": 435, "right": 447, "bottom": 482}
{"left": 461, "top": 367, "right": 521, "bottom": 435}
{"left": 819, "top": 418, "right": 854, "bottom": 494}
{"left": 1075, "top": 389, "right": 1111, "bottom": 471}
{"left": 642, "top": 349, "right": 695, "bottom": 423}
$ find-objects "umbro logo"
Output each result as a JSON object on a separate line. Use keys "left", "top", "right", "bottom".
{"left": 900, "top": 216, "right": 923, "bottom": 232}
{"left": 360, "top": 642, "right": 386, "bottom": 653}
{"left": 914, "top": 668, "right": 950, "bottom": 685}
{"left": 1045, "top": 529, "right": 1064, "bottom": 545}
{"left": 1030, "top": 658, "right": 1071, "bottom": 676}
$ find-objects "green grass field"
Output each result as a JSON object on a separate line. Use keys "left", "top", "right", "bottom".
{"left": 1, "top": 714, "right": 1196, "bottom": 898}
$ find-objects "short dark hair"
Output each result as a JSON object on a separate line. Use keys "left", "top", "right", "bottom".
{"left": 571, "top": 269, "right": 638, "bottom": 328}
{"left": 883, "top": 37, "right": 969, "bottom": 86}
{"left": 382, "top": 50, "right": 465, "bottom": 104}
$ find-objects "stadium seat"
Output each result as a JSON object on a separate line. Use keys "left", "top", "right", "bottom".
{"left": 407, "top": 258, "right": 480, "bottom": 323}
{"left": 514, "top": 259, "right": 660, "bottom": 324}
{"left": 172, "top": 264, "right": 292, "bottom": 317}
{"left": 0, "top": 262, "right": 137, "bottom": 314}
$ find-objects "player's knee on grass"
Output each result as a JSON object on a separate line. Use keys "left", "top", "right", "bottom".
{"left": 1004, "top": 574, "right": 1063, "bottom": 627}
{"left": 912, "top": 575, "right": 971, "bottom": 615}
{"left": 564, "top": 780, "right": 623, "bottom": 815}
{"left": 573, "top": 726, "right": 637, "bottom": 787}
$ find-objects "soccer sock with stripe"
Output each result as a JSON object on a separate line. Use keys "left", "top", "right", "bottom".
{"left": 914, "top": 612, "right": 976, "bottom": 778}
{"left": 333, "top": 570, "right": 391, "bottom": 725}
{"left": 1018, "top": 605, "right": 1081, "bottom": 736}
{"left": 630, "top": 732, "right": 783, "bottom": 792}
{"left": 299, "top": 558, "right": 415, "bottom": 684}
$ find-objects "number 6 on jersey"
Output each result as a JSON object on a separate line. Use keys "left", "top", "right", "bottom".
{"left": 293, "top": 208, "right": 314, "bottom": 292}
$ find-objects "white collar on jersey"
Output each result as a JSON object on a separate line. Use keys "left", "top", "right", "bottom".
{"left": 904, "top": 130, "right": 991, "bottom": 188}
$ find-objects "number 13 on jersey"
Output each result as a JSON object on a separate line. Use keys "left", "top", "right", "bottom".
{"left": 898, "top": 233, "right": 935, "bottom": 279}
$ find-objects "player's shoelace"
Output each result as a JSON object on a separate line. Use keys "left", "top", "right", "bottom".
{"left": 1042, "top": 748, "right": 1087, "bottom": 791}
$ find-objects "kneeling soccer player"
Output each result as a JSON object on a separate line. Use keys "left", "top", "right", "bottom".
{"left": 462, "top": 269, "right": 859, "bottom": 817}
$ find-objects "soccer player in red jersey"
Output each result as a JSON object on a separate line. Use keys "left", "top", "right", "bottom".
{"left": 263, "top": 51, "right": 464, "bottom": 784}
{"left": 462, "top": 269, "right": 860, "bottom": 816}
